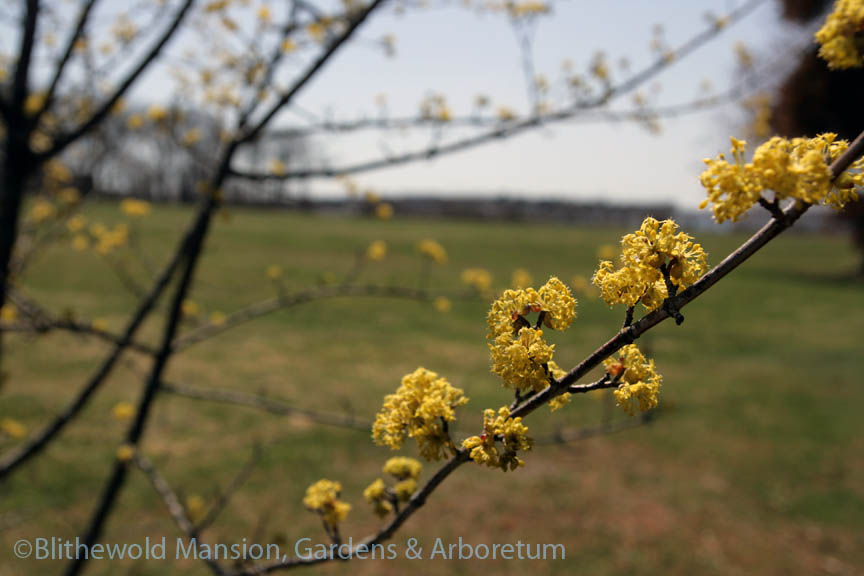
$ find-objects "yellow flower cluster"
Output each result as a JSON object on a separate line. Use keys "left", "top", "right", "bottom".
{"left": 364, "top": 457, "right": 423, "bottom": 517}
{"left": 461, "top": 268, "right": 493, "bottom": 294}
{"left": 486, "top": 277, "right": 576, "bottom": 392}
{"left": 417, "top": 239, "right": 447, "bottom": 264}
{"left": 503, "top": 1, "right": 550, "bottom": 18}
{"left": 303, "top": 479, "right": 351, "bottom": 527}
{"left": 0, "top": 418, "right": 27, "bottom": 439}
{"left": 116, "top": 443, "right": 135, "bottom": 462}
{"left": 363, "top": 478, "right": 391, "bottom": 517}
{"left": 372, "top": 368, "right": 468, "bottom": 461}
{"left": 366, "top": 240, "right": 387, "bottom": 261}
{"left": 433, "top": 296, "right": 452, "bottom": 313}
{"left": 490, "top": 326, "right": 554, "bottom": 392}
{"left": 462, "top": 407, "right": 532, "bottom": 471}
{"left": 112, "top": 402, "right": 135, "bottom": 422}
{"left": 90, "top": 223, "right": 130, "bottom": 255}
{"left": 604, "top": 345, "right": 662, "bottom": 416}
{"left": 815, "top": 0, "right": 864, "bottom": 69}
{"left": 592, "top": 218, "right": 706, "bottom": 310}
{"left": 120, "top": 198, "right": 151, "bottom": 217}
{"left": 376, "top": 202, "right": 394, "bottom": 220}
{"left": 699, "top": 135, "right": 864, "bottom": 222}
{"left": 0, "top": 305, "right": 18, "bottom": 325}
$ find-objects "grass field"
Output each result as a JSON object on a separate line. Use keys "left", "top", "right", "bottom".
{"left": 2, "top": 201, "right": 863, "bottom": 576}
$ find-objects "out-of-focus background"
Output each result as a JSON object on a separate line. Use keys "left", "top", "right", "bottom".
{"left": 1, "top": 0, "right": 863, "bottom": 575}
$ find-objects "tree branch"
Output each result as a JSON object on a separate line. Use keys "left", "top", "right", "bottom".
{"left": 37, "top": 0, "right": 197, "bottom": 162}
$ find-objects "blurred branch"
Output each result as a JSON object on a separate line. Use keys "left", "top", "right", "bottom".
{"left": 173, "top": 282, "right": 467, "bottom": 351}
{"left": 0, "top": 221, "right": 193, "bottom": 480}
{"left": 161, "top": 381, "right": 370, "bottom": 431}
{"left": 230, "top": 0, "right": 767, "bottom": 181}
{"left": 34, "top": 0, "right": 99, "bottom": 124}
{"left": 534, "top": 413, "right": 653, "bottom": 446}
{"left": 194, "top": 445, "right": 263, "bottom": 533}
{"left": 134, "top": 452, "right": 228, "bottom": 576}
{"left": 37, "top": 0, "right": 197, "bottom": 162}
{"left": 237, "top": 0, "right": 388, "bottom": 144}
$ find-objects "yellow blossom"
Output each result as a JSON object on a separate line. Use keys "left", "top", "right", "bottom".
{"left": 0, "top": 305, "right": 18, "bottom": 324}
{"left": 0, "top": 418, "right": 27, "bottom": 439}
{"left": 93, "top": 224, "right": 129, "bottom": 255}
{"left": 815, "top": 0, "right": 864, "bottom": 69}
{"left": 266, "top": 265, "right": 283, "bottom": 280}
{"left": 497, "top": 107, "right": 517, "bottom": 121}
{"left": 127, "top": 114, "right": 143, "bottom": 129}
{"left": 364, "top": 190, "right": 380, "bottom": 204}
{"left": 592, "top": 218, "right": 706, "bottom": 310}
{"left": 363, "top": 478, "right": 393, "bottom": 517}
{"left": 209, "top": 311, "right": 227, "bottom": 326}
{"left": 375, "top": 202, "right": 394, "bottom": 220}
{"left": 24, "top": 92, "right": 45, "bottom": 116}
{"left": 303, "top": 479, "right": 351, "bottom": 526}
{"left": 434, "top": 296, "right": 451, "bottom": 313}
{"left": 182, "top": 129, "right": 201, "bottom": 146}
{"left": 57, "top": 187, "right": 81, "bottom": 205}
{"left": 393, "top": 479, "right": 417, "bottom": 501}
{"left": 417, "top": 239, "right": 447, "bottom": 264}
{"left": 372, "top": 367, "right": 468, "bottom": 461}
{"left": 116, "top": 444, "right": 135, "bottom": 462}
{"left": 734, "top": 41, "right": 753, "bottom": 69}
{"left": 486, "top": 276, "right": 576, "bottom": 339}
{"left": 490, "top": 327, "right": 554, "bottom": 392}
{"left": 700, "top": 134, "right": 864, "bottom": 222}
{"left": 147, "top": 105, "right": 168, "bottom": 122}
{"left": 604, "top": 344, "right": 662, "bottom": 415}
{"left": 596, "top": 244, "right": 618, "bottom": 260}
{"left": 112, "top": 402, "right": 135, "bottom": 422}
{"left": 185, "top": 494, "right": 206, "bottom": 523}
{"left": 270, "top": 159, "right": 286, "bottom": 176}
{"left": 72, "top": 235, "right": 90, "bottom": 252}
{"left": 28, "top": 199, "right": 56, "bottom": 223}
{"left": 461, "top": 268, "right": 493, "bottom": 294}
{"left": 511, "top": 268, "right": 533, "bottom": 289}
{"left": 181, "top": 300, "right": 199, "bottom": 318}
{"left": 462, "top": 407, "right": 532, "bottom": 471}
{"left": 383, "top": 456, "right": 422, "bottom": 480}
{"left": 366, "top": 240, "right": 387, "bottom": 261}
{"left": 306, "top": 21, "right": 327, "bottom": 41}
{"left": 281, "top": 39, "right": 297, "bottom": 53}
{"left": 120, "top": 198, "right": 151, "bottom": 217}
{"left": 546, "top": 361, "right": 570, "bottom": 411}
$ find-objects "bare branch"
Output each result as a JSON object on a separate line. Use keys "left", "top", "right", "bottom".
{"left": 161, "top": 381, "right": 370, "bottom": 431}
{"left": 134, "top": 452, "right": 228, "bottom": 576}
{"left": 194, "top": 446, "right": 263, "bottom": 533}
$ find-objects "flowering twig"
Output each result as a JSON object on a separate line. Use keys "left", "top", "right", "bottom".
{"left": 228, "top": 128, "right": 864, "bottom": 575}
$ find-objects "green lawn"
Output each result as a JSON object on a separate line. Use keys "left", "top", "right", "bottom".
{"left": 1, "top": 201, "right": 863, "bottom": 576}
